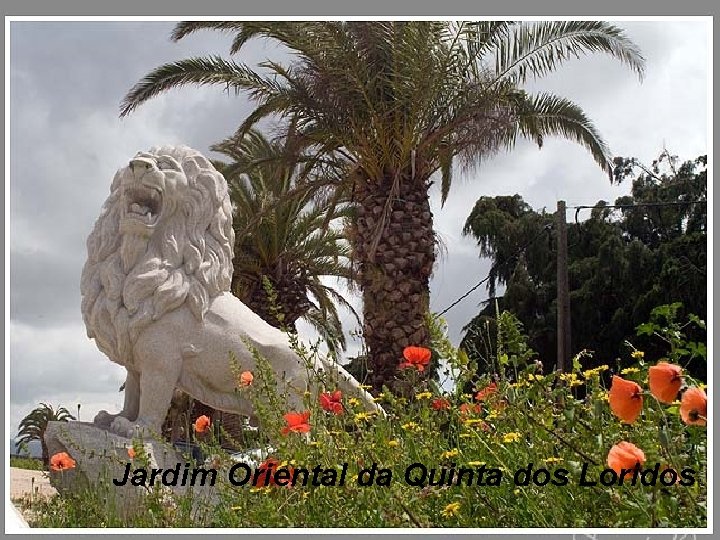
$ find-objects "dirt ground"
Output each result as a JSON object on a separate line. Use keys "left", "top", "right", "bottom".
{"left": 10, "top": 467, "right": 57, "bottom": 499}
{"left": 9, "top": 467, "right": 57, "bottom": 527}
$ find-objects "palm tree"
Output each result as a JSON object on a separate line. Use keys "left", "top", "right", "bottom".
{"left": 120, "top": 21, "right": 644, "bottom": 391}
{"left": 212, "top": 129, "right": 358, "bottom": 356}
{"left": 17, "top": 403, "right": 75, "bottom": 467}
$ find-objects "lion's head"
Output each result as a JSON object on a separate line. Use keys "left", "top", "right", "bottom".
{"left": 81, "top": 146, "right": 234, "bottom": 366}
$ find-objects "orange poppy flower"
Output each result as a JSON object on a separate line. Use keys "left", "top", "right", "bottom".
{"left": 194, "top": 414, "right": 211, "bottom": 434}
{"left": 680, "top": 387, "right": 707, "bottom": 426}
{"left": 319, "top": 391, "right": 344, "bottom": 415}
{"left": 238, "top": 371, "right": 254, "bottom": 387}
{"left": 399, "top": 346, "right": 431, "bottom": 372}
{"left": 281, "top": 410, "right": 311, "bottom": 435}
{"left": 50, "top": 452, "right": 76, "bottom": 472}
{"left": 475, "top": 382, "right": 498, "bottom": 401}
{"left": 607, "top": 441, "right": 645, "bottom": 474}
{"left": 459, "top": 402, "right": 482, "bottom": 415}
{"left": 648, "top": 362, "right": 683, "bottom": 403}
{"left": 127, "top": 447, "right": 136, "bottom": 459}
{"left": 609, "top": 375, "right": 643, "bottom": 424}
{"left": 431, "top": 397, "right": 451, "bottom": 410}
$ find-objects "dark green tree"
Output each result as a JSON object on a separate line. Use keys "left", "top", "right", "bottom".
{"left": 461, "top": 152, "right": 707, "bottom": 377}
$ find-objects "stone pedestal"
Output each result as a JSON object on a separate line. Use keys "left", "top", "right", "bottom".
{"left": 43, "top": 421, "right": 216, "bottom": 520}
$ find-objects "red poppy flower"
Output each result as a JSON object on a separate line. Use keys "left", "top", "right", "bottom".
{"left": 648, "top": 362, "right": 683, "bottom": 404}
{"left": 238, "top": 371, "right": 254, "bottom": 387}
{"left": 127, "top": 447, "right": 136, "bottom": 459}
{"left": 399, "top": 346, "right": 431, "bottom": 372}
{"left": 256, "top": 457, "right": 295, "bottom": 487}
{"left": 475, "top": 382, "right": 498, "bottom": 402}
{"left": 609, "top": 375, "right": 643, "bottom": 424}
{"left": 607, "top": 441, "right": 645, "bottom": 474}
{"left": 319, "top": 391, "right": 344, "bottom": 415}
{"left": 281, "top": 410, "right": 311, "bottom": 435}
{"left": 431, "top": 397, "right": 451, "bottom": 411}
{"left": 680, "top": 387, "right": 707, "bottom": 426}
{"left": 50, "top": 452, "right": 76, "bottom": 472}
{"left": 194, "top": 414, "right": 211, "bottom": 434}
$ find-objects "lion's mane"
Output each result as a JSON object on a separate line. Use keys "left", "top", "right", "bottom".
{"left": 80, "top": 146, "right": 234, "bottom": 367}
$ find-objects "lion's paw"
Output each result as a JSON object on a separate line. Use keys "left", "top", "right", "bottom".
{"left": 110, "top": 416, "right": 144, "bottom": 439}
{"left": 93, "top": 409, "right": 116, "bottom": 428}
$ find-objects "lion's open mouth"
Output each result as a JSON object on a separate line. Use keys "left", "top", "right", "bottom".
{"left": 124, "top": 186, "right": 162, "bottom": 226}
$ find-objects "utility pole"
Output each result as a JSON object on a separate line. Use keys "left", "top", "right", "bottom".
{"left": 556, "top": 200, "right": 571, "bottom": 373}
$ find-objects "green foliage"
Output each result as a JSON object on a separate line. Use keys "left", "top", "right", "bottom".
{"left": 461, "top": 152, "right": 707, "bottom": 378}
{"left": 10, "top": 457, "right": 44, "bottom": 471}
{"left": 17, "top": 403, "right": 75, "bottom": 466}
{"left": 23, "top": 330, "right": 706, "bottom": 528}
{"left": 635, "top": 303, "right": 707, "bottom": 365}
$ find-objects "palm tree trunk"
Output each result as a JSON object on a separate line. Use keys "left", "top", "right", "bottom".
{"left": 354, "top": 175, "right": 434, "bottom": 393}
{"left": 241, "top": 276, "right": 306, "bottom": 331}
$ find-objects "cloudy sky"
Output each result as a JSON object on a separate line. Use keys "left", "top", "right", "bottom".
{"left": 8, "top": 19, "right": 709, "bottom": 435}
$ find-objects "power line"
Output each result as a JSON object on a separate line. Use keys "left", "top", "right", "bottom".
{"left": 571, "top": 200, "right": 707, "bottom": 224}
{"left": 435, "top": 224, "right": 553, "bottom": 318}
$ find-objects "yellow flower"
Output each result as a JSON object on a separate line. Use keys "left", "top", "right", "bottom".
{"left": 459, "top": 433, "right": 472, "bottom": 439}
{"left": 559, "top": 373, "right": 580, "bottom": 383}
{"left": 401, "top": 421, "right": 421, "bottom": 432}
{"left": 354, "top": 412, "right": 372, "bottom": 422}
{"left": 699, "top": 383, "right": 707, "bottom": 390}
{"left": 359, "top": 385, "right": 372, "bottom": 389}
{"left": 485, "top": 412, "right": 498, "bottom": 421}
{"left": 543, "top": 457, "right": 563, "bottom": 464}
{"left": 583, "top": 368, "right": 601, "bottom": 378}
{"left": 387, "top": 440, "right": 400, "bottom": 447}
{"left": 502, "top": 432, "right": 521, "bottom": 443}
{"left": 598, "top": 364, "right": 609, "bottom": 371}
{"left": 467, "top": 461, "right": 486, "bottom": 467}
{"left": 415, "top": 391, "right": 432, "bottom": 400}
{"left": 630, "top": 351, "right": 645, "bottom": 360}
{"left": 510, "top": 380, "right": 530, "bottom": 388}
{"left": 347, "top": 398, "right": 361, "bottom": 406}
{"left": 621, "top": 367, "right": 640, "bottom": 375}
{"left": 442, "top": 448, "right": 460, "bottom": 459}
{"left": 462, "top": 418, "right": 486, "bottom": 427}
{"left": 598, "top": 391, "right": 609, "bottom": 402}
{"left": 303, "top": 391, "right": 312, "bottom": 397}
{"left": 527, "top": 374, "right": 545, "bottom": 381}
{"left": 441, "top": 502, "right": 461, "bottom": 517}
{"left": 568, "top": 379, "right": 584, "bottom": 388}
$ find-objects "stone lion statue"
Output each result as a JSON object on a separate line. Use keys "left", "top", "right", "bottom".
{"left": 81, "top": 145, "right": 378, "bottom": 438}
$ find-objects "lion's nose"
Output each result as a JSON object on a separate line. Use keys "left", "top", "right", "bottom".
{"left": 129, "top": 158, "right": 152, "bottom": 177}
